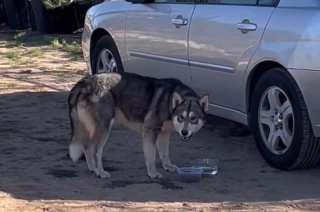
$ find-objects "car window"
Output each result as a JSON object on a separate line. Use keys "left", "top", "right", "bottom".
{"left": 206, "top": 0, "right": 257, "bottom": 5}
{"left": 258, "top": 0, "right": 277, "bottom": 6}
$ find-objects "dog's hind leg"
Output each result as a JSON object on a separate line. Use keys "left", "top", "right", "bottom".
{"left": 156, "top": 132, "right": 178, "bottom": 172}
{"left": 88, "top": 92, "right": 115, "bottom": 179}
{"left": 92, "top": 118, "right": 114, "bottom": 179}
{"left": 76, "top": 104, "right": 98, "bottom": 173}
{"left": 69, "top": 108, "right": 86, "bottom": 163}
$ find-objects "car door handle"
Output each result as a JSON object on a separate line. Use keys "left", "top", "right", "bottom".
{"left": 172, "top": 18, "right": 188, "bottom": 26}
{"left": 237, "top": 23, "right": 257, "bottom": 31}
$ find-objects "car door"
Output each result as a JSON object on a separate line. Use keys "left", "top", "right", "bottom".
{"left": 124, "top": 0, "right": 196, "bottom": 86}
{"left": 188, "top": 0, "right": 277, "bottom": 116}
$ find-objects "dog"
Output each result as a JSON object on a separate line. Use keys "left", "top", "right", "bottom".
{"left": 68, "top": 72, "right": 209, "bottom": 179}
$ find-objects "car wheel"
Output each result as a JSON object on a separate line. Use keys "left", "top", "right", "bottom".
{"left": 91, "top": 35, "right": 124, "bottom": 74}
{"left": 250, "top": 67, "right": 320, "bottom": 170}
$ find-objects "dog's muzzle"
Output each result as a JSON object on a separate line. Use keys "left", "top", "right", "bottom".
{"left": 181, "top": 134, "right": 193, "bottom": 142}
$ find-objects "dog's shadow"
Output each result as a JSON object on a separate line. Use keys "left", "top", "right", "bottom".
{"left": 1, "top": 91, "right": 320, "bottom": 209}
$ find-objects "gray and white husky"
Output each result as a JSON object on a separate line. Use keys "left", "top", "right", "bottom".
{"left": 68, "top": 72, "right": 209, "bottom": 179}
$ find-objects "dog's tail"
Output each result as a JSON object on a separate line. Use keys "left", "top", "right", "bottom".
{"left": 68, "top": 79, "right": 87, "bottom": 162}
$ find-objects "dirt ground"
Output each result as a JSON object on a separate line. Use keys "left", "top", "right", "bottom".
{"left": 1, "top": 30, "right": 320, "bottom": 212}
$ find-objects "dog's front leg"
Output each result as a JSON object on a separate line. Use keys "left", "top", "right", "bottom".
{"left": 142, "top": 128, "right": 163, "bottom": 179}
{"left": 157, "top": 132, "right": 178, "bottom": 172}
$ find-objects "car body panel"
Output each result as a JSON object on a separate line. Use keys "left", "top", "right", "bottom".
{"left": 188, "top": 5, "right": 275, "bottom": 118}
{"left": 124, "top": 4, "right": 196, "bottom": 87}
{"left": 252, "top": 7, "right": 320, "bottom": 71}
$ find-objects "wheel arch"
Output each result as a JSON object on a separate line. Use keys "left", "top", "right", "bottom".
{"left": 89, "top": 28, "right": 112, "bottom": 68}
{"left": 246, "top": 60, "right": 285, "bottom": 114}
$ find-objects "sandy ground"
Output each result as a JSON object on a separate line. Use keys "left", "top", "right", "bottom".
{"left": 1, "top": 30, "right": 320, "bottom": 212}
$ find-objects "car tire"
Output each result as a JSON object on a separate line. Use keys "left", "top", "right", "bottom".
{"left": 91, "top": 35, "right": 124, "bottom": 74}
{"left": 250, "top": 67, "right": 320, "bottom": 170}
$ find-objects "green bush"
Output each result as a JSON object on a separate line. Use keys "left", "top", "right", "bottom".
{"left": 42, "top": 0, "right": 72, "bottom": 9}
{"left": 42, "top": 0, "right": 103, "bottom": 9}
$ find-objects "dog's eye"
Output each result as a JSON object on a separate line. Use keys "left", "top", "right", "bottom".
{"left": 179, "top": 115, "right": 184, "bottom": 120}
{"left": 190, "top": 116, "right": 197, "bottom": 121}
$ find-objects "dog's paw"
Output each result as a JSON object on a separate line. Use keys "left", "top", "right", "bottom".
{"left": 88, "top": 166, "right": 95, "bottom": 173}
{"left": 163, "top": 164, "right": 178, "bottom": 172}
{"left": 148, "top": 171, "right": 163, "bottom": 179}
{"left": 98, "top": 171, "right": 111, "bottom": 179}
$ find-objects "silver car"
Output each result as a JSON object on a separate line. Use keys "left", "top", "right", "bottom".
{"left": 81, "top": 0, "right": 320, "bottom": 170}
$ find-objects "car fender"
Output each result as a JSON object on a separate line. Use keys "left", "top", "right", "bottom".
{"left": 85, "top": 1, "right": 132, "bottom": 63}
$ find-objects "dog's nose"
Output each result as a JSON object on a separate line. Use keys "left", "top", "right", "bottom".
{"left": 181, "top": 130, "right": 188, "bottom": 136}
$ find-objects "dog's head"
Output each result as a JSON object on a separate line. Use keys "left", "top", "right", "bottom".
{"left": 171, "top": 92, "right": 209, "bottom": 142}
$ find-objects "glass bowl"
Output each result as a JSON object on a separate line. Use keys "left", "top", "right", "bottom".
{"left": 190, "top": 158, "right": 218, "bottom": 176}
{"left": 177, "top": 167, "right": 203, "bottom": 183}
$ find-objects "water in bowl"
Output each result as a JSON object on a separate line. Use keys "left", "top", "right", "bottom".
{"left": 195, "top": 166, "right": 218, "bottom": 176}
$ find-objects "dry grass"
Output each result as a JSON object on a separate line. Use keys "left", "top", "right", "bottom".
{"left": 31, "top": 48, "right": 44, "bottom": 57}
{"left": 6, "top": 50, "right": 21, "bottom": 60}
{"left": 51, "top": 39, "right": 82, "bottom": 54}
{"left": 0, "top": 82, "right": 18, "bottom": 88}
{"left": 0, "top": 30, "right": 86, "bottom": 73}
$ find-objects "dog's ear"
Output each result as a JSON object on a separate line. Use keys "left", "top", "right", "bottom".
{"left": 172, "top": 92, "right": 184, "bottom": 109}
{"left": 198, "top": 94, "right": 209, "bottom": 112}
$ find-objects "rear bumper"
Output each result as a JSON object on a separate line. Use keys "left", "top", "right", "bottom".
{"left": 289, "top": 68, "right": 320, "bottom": 137}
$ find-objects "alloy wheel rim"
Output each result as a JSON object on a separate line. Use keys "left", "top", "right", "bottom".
{"left": 96, "top": 49, "right": 118, "bottom": 73}
{"left": 258, "top": 86, "right": 295, "bottom": 155}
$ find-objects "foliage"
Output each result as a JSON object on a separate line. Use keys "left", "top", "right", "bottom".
{"left": 6, "top": 51, "right": 21, "bottom": 60}
{"left": 51, "top": 39, "right": 82, "bottom": 54}
{"left": 14, "top": 31, "right": 27, "bottom": 45}
{"left": 31, "top": 48, "right": 44, "bottom": 57}
{"left": 42, "top": 0, "right": 104, "bottom": 9}
{"left": 42, "top": 0, "right": 72, "bottom": 10}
